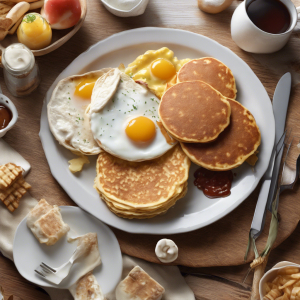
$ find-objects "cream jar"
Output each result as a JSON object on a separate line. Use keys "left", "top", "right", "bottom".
{"left": 2, "top": 43, "right": 40, "bottom": 97}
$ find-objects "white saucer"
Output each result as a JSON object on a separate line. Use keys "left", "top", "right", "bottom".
{"left": 13, "top": 206, "right": 122, "bottom": 293}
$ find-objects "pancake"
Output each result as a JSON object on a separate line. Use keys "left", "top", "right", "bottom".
{"left": 99, "top": 183, "right": 187, "bottom": 219}
{"left": 181, "top": 99, "right": 261, "bottom": 171}
{"left": 177, "top": 58, "right": 237, "bottom": 99}
{"left": 94, "top": 145, "right": 190, "bottom": 219}
{"left": 159, "top": 81, "right": 231, "bottom": 143}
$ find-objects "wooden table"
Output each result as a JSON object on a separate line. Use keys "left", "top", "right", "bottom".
{"left": 1, "top": 0, "right": 300, "bottom": 299}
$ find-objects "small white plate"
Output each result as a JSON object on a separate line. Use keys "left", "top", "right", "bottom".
{"left": 39, "top": 28, "right": 275, "bottom": 234}
{"left": 13, "top": 206, "right": 122, "bottom": 292}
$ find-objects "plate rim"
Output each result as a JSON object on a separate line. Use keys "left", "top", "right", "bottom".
{"left": 39, "top": 27, "right": 275, "bottom": 234}
{"left": 13, "top": 205, "right": 123, "bottom": 291}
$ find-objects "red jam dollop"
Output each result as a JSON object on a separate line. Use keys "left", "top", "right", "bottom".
{"left": 194, "top": 167, "right": 233, "bottom": 198}
{"left": 0, "top": 104, "right": 12, "bottom": 130}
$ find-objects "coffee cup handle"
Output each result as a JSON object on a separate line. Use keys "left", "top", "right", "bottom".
{"left": 296, "top": 6, "right": 300, "bottom": 14}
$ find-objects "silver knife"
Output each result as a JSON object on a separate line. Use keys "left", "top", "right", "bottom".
{"left": 250, "top": 72, "right": 291, "bottom": 238}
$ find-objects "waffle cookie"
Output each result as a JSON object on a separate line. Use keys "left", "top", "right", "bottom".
{"left": 0, "top": 163, "right": 23, "bottom": 190}
{"left": 0, "top": 177, "right": 31, "bottom": 212}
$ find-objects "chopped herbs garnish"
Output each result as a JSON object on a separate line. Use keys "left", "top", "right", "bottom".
{"left": 23, "top": 13, "right": 36, "bottom": 23}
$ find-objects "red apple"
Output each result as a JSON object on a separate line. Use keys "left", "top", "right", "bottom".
{"left": 41, "top": 0, "right": 81, "bottom": 30}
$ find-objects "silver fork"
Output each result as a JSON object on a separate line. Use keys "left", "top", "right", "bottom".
{"left": 273, "top": 138, "right": 300, "bottom": 211}
{"left": 35, "top": 247, "right": 82, "bottom": 285}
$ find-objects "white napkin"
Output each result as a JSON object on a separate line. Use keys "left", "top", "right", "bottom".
{"left": 0, "top": 138, "right": 195, "bottom": 300}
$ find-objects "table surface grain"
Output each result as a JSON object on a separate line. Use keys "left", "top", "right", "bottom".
{"left": 1, "top": 0, "right": 300, "bottom": 299}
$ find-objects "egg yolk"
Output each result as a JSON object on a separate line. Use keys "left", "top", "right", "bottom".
{"left": 125, "top": 116, "right": 156, "bottom": 143}
{"left": 150, "top": 58, "right": 176, "bottom": 81}
{"left": 74, "top": 79, "right": 97, "bottom": 99}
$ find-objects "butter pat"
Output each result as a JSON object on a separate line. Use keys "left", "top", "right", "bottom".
{"left": 116, "top": 266, "right": 165, "bottom": 300}
{"left": 69, "top": 155, "right": 90, "bottom": 173}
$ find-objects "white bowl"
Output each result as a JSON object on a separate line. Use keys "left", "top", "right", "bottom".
{"left": 0, "top": 93, "right": 18, "bottom": 138}
{"left": 101, "top": 0, "right": 149, "bottom": 17}
{"left": 259, "top": 261, "right": 300, "bottom": 299}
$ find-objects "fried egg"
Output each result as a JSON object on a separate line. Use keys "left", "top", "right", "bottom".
{"left": 90, "top": 68, "right": 176, "bottom": 162}
{"left": 125, "top": 47, "right": 190, "bottom": 98}
{"left": 48, "top": 69, "right": 112, "bottom": 155}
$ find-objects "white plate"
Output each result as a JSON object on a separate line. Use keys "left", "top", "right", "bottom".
{"left": 13, "top": 206, "right": 122, "bottom": 292}
{"left": 39, "top": 28, "right": 275, "bottom": 235}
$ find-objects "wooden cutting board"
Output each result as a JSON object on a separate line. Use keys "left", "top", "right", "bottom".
{"left": 2, "top": 0, "right": 300, "bottom": 269}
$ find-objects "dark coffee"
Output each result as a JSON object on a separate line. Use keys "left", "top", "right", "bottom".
{"left": 246, "top": 0, "right": 291, "bottom": 34}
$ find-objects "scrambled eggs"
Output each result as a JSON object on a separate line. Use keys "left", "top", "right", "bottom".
{"left": 125, "top": 47, "right": 190, "bottom": 98}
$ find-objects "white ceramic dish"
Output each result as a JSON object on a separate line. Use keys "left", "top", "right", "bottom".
{"left": 0, "top": 93, "right": 18, "bottom": 138}
{"left": 259, "top": 261, "right": 300, "bottom": 299}
{"left": 13, "top": 206, "right": 122, "bottom": 292}
{"left": 39, "top": 28, "right": 275, "bottom": 235}
{"left": 101, "top": 0, "right": 149, "bottom": 17}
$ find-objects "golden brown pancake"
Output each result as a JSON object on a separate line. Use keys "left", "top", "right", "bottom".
{"left": 181, "top": 99, "right": 261, "bottom": 171}
{"left": 159, "top": 81, "right": 231, "bottom": 143}
{"left": 94, "top": 145, "right": 190, "bottom": 219}
{"left": 178, "top": 58, "right": 237, "bottom": 99}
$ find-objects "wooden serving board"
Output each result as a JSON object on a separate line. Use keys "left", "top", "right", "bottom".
{"left": 2, "top": 0, "right": 300, "bottom": 270}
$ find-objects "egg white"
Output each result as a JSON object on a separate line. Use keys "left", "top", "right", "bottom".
{"left": 90, "top": 72, "right": 176, "bottom": 161}
{"left": 48, "top": 69, "right": 112, "bottom": 155}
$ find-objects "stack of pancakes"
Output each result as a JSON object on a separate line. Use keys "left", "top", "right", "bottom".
{"left": 94, "top": 145, "right": 190, "bottom": 219}
{"left": 159, "top": 57, "right": 261, "bottom": 171}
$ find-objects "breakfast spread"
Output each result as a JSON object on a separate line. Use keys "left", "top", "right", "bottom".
{"left": 0, "top": 163, "right": 31, "bottom": 212}
{"left": 0, "top": 104, "right": 12, "bottom": 130}
{"left": 159, "top": 81, "right": 231, "bottom": 143}
{"left": 116, "top": 266, "right": 165, "bottom": 300}
{"left": 2, "top": 43, "right": 40, "bottom": 97}
{"left": 263, "top": 266, "right": 300, "bottom": 300}
{"left": 155, "top": 239, "right": 178, "bottom": 263}
{"left": 45, "top": 46, "right": 262, "bottom": 218}
{"left": 27, "top": 199, "right": 70, "bottom": 245}
{"left": 70, "top": 272, "right": 105, "bottom": 300}
{"left": 17, "top": 13, "right": 52, "bottom": 50}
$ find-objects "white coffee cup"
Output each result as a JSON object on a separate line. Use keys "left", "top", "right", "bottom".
{"left": 231, "top": 0, "right": 300, "bottom": 53}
